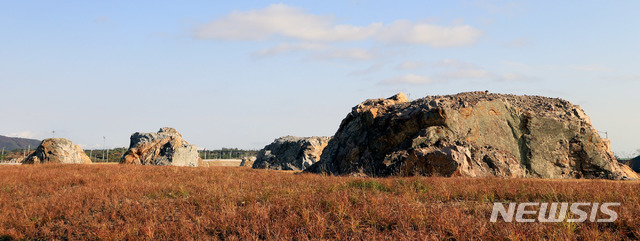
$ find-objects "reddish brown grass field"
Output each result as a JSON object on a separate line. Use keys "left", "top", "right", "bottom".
{"left": 0, "top": 164, "right": 638, "bottom": 240}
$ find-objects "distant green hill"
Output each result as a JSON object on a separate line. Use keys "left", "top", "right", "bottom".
{"left": 0, "top": 135, "right": 41, "bottom": 150}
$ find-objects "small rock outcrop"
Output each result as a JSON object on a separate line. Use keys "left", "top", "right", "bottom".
{"left": 22, "top": 138, "right": 91, "bottom": 164}
{"left": 120, "top": 127, "right": 201, "bottom": 167}
{"left": 625, "top": 156, "right": 640, "bottom": 172}
{"left": 240, "top": 156, "right": 256, "bottom": 167}
{"left": 253, "top": 136, "right": 331, "bottom": 171}
{"left": 305, "top": 92, "right": 638, "bottom": 180}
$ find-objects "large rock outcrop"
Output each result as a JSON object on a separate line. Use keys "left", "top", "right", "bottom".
{"left": 305, "top": 92, "right": 638, "bottom": 180}
{"left": 22, "top": 138, "right": 91, "bottom": 164}
{"left": 120, "top": 127, "right": 201, "bottom": 167}
{"left": 253, "top": 136, "right": 331, "bottom": 171}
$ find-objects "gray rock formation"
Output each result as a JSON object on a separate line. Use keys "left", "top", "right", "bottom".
{"left": 253, "top": 136, "right": 331, "bottom": 171}
{"left": 22, "top": 138, "right": 91, "bottom": 164}
{"left": 120, "top": 127, "right": 201, "bottom": 167}
{"left": 305, "top": 92, "right": 638, "bottom": 180}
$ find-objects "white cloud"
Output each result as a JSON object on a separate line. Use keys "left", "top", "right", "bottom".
{"left": 195, "top": 4, "right": 481, "bottom": 48}
{"left": 376, "top": 20, "right": 482, "bottom": 47}
{"left": 252, "top": 42, "right": 326, "bottom": 57}
{"left": 195, "top": 4, "right": 381, "bottom": 42}
{"left": 381, "top": 74, "right": 434, "bottom": 85}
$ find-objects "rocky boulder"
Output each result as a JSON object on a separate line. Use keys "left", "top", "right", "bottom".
{"left": 305, "top": 92, "right": 638, "bottom": 180}
{"left": 120, "top": 127, "right": 201, "bottom": 167}
{"left": 22, "top": 138, "right": 91, "bottom": 164}
{"left": 240, "top": 156, "right": 256, "bottom": 167}
{"left": 253, "top": 136, "right": 331, "bottom": 171}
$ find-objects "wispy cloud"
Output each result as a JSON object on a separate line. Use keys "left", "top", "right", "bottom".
{"left": 309, "top": 48, "right": 378, "bottom": 61}
{"left": 195, "top": 4, "right": 381, "bottom": 42}
{"left": 380, "top": 74, "right": 434, "bottom": 85}
{"left": 376, "top": 20, "right": 481, "bottom": 47}
{"left": 195, "top": 4, "right": 482, "bottom": 48}
{"left": 384, "top": 59, "right": 535, "bottom": 85}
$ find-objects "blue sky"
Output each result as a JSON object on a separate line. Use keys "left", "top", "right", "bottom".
{"left": 1, "top": 1, "right": 639, "bottom": 156}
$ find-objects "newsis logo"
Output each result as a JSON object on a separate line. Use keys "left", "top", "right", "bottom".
{"left": 490, "top": 202, "right": 620, "bottom": 223}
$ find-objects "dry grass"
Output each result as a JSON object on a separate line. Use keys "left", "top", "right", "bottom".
{"left": 201, "top": 160, "right": 243, "bottom": 167}
{"left": 0, "top": 164, "right": 638, "bottom": 240}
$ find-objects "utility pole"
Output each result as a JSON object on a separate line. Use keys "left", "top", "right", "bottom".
{"left": 204, "top": 148, "right": 207, "bottom": 159}
{"left": 1, "top": 147, "right": 4, "bottom": 161}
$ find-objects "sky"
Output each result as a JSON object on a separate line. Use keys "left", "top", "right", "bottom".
{"left": 1, "top": 1, "right": 639, "bottom": 156}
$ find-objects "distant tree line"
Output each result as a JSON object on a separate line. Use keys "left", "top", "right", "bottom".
{"left": 84, "top": 147, "right": 128, "bottom": 163}
{"left": 0, "top": 148, "right": 35, "bottom": 162}
{"left": 0, "top": 147, "right": 259, "bottom": 163}
{"left": 199, "top": 148, "right": 258, "bottom": 160}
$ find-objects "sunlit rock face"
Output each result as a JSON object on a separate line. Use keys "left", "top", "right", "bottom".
{"left": 22, "top": 138, "right": 91, "bottom": 164}
{"left": 306, "top": 92, "right": 638, "bottom": 180}
{"left": 121, "top": 127, "right": 200, "bottom": 167}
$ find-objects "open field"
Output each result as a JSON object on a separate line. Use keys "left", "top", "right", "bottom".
{"left": 201, "top": 159, "right": 243, "bottom": 167}
{"left": 0, "top": 165, "right": 639, "bottom": 240}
